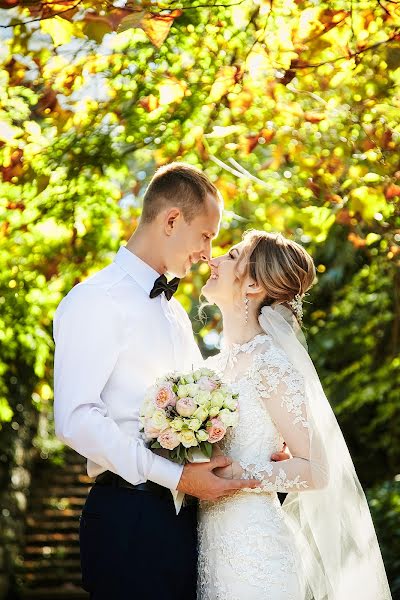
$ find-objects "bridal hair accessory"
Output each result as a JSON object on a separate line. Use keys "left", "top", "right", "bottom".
{"left": 244, "top": 293, "right": 249, "bottom": 324}
{"left": 288, "top": 292, "right": 303, "bottom": 323}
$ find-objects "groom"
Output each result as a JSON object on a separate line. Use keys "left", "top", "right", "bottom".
{"left": 53, "top": 162, "right": 287, "bottom": 599}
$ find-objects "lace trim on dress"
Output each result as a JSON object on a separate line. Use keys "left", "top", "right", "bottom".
{"left": 241, "top": 462, "right": 309, "bottom": 492}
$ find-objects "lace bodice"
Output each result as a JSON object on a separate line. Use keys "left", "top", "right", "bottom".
{"left": 205, "top": 333, "right": 326, "bottom": 493}
{"left": 197, "top": 333, "right": 311, "bottom": 600}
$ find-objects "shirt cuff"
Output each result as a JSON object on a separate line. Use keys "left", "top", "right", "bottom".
{"left": 147, "top": 453, "right": 184, "bottom": 491}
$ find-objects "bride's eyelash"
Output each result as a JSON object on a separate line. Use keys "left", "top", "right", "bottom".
{"left": 228, "top": 251, "right": 235, "bottom": 259}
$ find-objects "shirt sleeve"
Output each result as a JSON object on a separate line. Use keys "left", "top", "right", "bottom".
{"left": 53, "top": 285, "right": 183, "bottom": 491}
{"left": 239, "top": 352, "right": 329, "bottom": 493}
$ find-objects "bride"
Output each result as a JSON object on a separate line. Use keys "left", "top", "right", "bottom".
{"left": 197, "top": 230, "right": 391, "bottom": 600}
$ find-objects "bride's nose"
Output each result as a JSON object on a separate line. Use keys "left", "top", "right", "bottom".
{"left": 208, "top": 257, "right": 219, "bottom": 268}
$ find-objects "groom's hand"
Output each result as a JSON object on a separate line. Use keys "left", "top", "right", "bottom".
{"left": 271, "top": 442, "right": 291, "bottom": 462}
{"left": 177, "top": 455, "right": 260, "bottom": 501}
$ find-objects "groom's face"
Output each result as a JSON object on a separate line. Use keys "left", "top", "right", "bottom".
{"left": 166, "top": 193, "right": 222, "bottom": 278}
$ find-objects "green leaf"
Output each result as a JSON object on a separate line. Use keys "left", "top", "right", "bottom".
{"left": 201, "top": 441, "right": 213, "bottom": 459}
{"left": 0, "top": 398, "right": 13, "bottom": 423}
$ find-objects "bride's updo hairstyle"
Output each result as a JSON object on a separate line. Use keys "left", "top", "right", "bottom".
{"left": 237, "top": 230, "right": 316, "bottom": 321}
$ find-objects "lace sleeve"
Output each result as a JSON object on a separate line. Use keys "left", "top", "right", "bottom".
{"left": 240, "top": 350, "right": 329, "bottom": 493}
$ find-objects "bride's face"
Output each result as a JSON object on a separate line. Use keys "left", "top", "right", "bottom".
{"left": 202, "top": 241, "right": 248, "bottom": 305}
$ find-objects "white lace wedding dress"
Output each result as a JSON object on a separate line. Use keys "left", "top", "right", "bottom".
{"left": 198, "top": 332, "right": 321, "bottom": 600}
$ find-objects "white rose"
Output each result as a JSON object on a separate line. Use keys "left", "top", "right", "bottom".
{"left": 196, "top": 429, "right": 209, "bottom": 442}
{"left": 193, "top": 406, "right": 208, "bottom": 422}
{"left": 196, "top": 390, "right": 212, "bottom": 406}
{"left": 219, "top": 408, "right": 239, "bottom": 428}
{"left": 188, "top": 418, "right": 201, "bottom": 431}
{"left": 211, "top": 391, "right": 225, "bottom": 409}
{"left": 192, "top": 369, "right": 202, "bottom": 382}
{"left": 209, "top": 406, "right": 220, "bottom": 418}
{"left": 200, "top": 367, "right": 214, "bottom": 377}
{"left": 185, "top": 374, "right": 195, "bottom": 384}
{"left": 151, "top": 410, "right": 169, "bottom": 431}
{"left": 170, "top": 418, "right": 184, "bottom": 431}
{"left": 186, "top": 383, "right": 200, "bottom": 397}
{"left": 141, "top": 399, "right": 156, "bottom": 418}
{"left": 223, "top": 397, "right": 239, "bottom": 411}
{"left": 179, "top": 430, "right": 198, "bottom": 448}
{"left": 177, "top": 384, "right": 189, "bottom": 398}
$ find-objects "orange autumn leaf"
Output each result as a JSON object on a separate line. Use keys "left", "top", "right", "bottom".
{"left": 260, "top": 128, "right": 275, "bottom": 143}
{"left": 348, "top": 232, "right": 367, "bottom": 248}
{"left": 385, "top": 184, "right": 400, "bottom": 199}
{"left": 139, "top": 94, "right": 159, "bottom": 112}
{"left": 118, "top": 9, "right": 182, "bottom": 48}
{"left": 304, "top": 111, "right": 326, "bottom": 123}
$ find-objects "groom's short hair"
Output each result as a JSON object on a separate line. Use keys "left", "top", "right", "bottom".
{"left": 141, "top": 162, "right": 220, "bottom": 224}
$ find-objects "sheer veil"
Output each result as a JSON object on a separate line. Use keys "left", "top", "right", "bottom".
{"left": 258, "top": 304, "right": 392, "bottom": 600}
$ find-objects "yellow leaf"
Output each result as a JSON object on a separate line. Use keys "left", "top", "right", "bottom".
{"left": 158, "top": 80, "right": 186, "bottom": 105}
{"left": 209, "top": 67, "right": 237, "bottom": 102}
{"left": 40, "top": 16, "right": 76, "bottom": 47}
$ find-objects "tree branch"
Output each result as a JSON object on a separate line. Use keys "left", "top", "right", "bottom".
{"left": 0, "top": 0, "right": 83, "bottom": 27}
{"left": 291, "top": 31, "right": 400, "bottom": 70}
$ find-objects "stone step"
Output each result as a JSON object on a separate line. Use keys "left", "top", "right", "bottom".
{"left": 29, "top": 508, "right": 83, "bottom": 519}
{"left": 19, "top": 449, "right": 93, "bottom": 597}
{"left": 29, "top": 497, "right": 87, "bottom": 510}
{"left": 21, "top": 588, "right": 89, "bottom": 599}
{"left": 23, "top": 557, "right": 81, "bottom": 569}
{"left": 30, "top": 486, "right": 90, "bottom": 499}
{"left": 24, "top": 571, "right": 84, "bottom": 585}
{"left": 26, "top": 532, "right": 80, "bottom": 544}
{"left": 24, "top": 546, "right": 80, "bottom": 558}
{"left": 34, "top": 473, "right": 93, "bottom": 486}
{"left": 26, "top": 518, "right": 81, "bottom": 531}
{"left": 43, "top": 463, "right": 88, "bottom": 474}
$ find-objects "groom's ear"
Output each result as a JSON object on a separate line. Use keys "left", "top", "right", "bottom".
{"left": 164, "top": 207, "right": 181, "bottom": 235}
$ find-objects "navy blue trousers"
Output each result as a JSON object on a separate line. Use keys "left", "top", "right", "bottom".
{"left": 79, "top": 484, "right": 198, "bottom": 599}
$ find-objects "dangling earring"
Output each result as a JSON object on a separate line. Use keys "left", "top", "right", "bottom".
{"left": 244, "top": 294, "right": 249, "bottom": 324}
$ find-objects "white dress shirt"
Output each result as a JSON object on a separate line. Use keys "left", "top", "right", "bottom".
{"left": 53, "top": 246, "right": 203, "bottom": 491}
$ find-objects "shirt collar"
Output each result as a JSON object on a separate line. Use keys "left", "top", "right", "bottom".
{"left": 114, "top": 246, "right": 160, "bottom": 296}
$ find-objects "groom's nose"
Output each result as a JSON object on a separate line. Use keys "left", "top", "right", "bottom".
{"left": 200, "top": 249, "right": 210, "bottom": 262}
{"left": 201, "top": 240, "right": 212, "bottom": 262}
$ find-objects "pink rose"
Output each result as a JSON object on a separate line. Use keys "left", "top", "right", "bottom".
{"left": 143, "top": 421, "right": 161, "bottom": 440}
{"left": 155, "top": 384, "right": 176, "bottom": 409}
{"left": 158, "top": 428, "right": 180, "bottom": 451}
{"left": 176, "top": 397, "right": 197, "bottom": 417}
{"left": 207, "top": 418, "right": 226, "bottom": 444}
{"left": 197, "top": 376, "right": 218, "bottom": 392}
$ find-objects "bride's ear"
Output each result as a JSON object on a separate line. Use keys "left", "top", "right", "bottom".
{"left": 246, "top": 280, "right": 264, "bottom": 297}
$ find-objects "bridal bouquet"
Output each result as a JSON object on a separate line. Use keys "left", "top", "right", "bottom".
{"left": 140, "top": 368, "right": 239, "bottom": 464}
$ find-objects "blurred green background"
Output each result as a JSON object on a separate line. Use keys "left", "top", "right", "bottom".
{"left": 0, "top": 0, "right": 399, "bottom": 597}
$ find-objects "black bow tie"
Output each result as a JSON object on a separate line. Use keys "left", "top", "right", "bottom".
{"left": 149, "top": 274, "right": 180, "bottom": 301}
